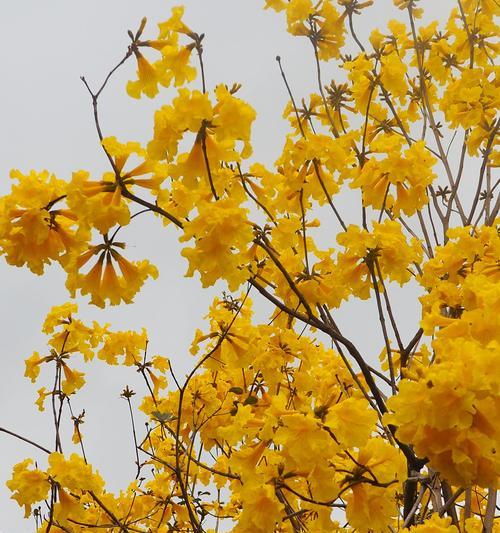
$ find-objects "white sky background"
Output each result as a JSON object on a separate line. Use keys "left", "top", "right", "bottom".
{"left": 0, "top": 1, "right": 456, "bottom": 530}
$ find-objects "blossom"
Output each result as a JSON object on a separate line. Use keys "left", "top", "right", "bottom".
{"left": 351, "top": 138, "right": 437, "bottom": 216}
{"left": 127, "top": 52, "right": 169, "bottom": 99}
{"left": 24, "top": 352, "right": 48, "bottom": 383}
{"left": 97, "top": 328, "right": 148, "bottom": 365}
{"left": 344, "top": 439, "right": 406, "bottom": 532}
{"left": 325, "top": 397, "right": 377, "bottom": 448}
{"left": 148, "top": 88, "right": 213, "bottom": 161}
{"left": 235, "top": 483, "right": 285, "bottom": 532}
{"left": 441, "top": 67, "right": 499, "bottom": 131}
{"left": 385, "top": 338, "right": 500, "bottom": 487}
{"left": 408, "top": 513, "right": 458, "bottom": 531}
{"left": 66, "top": 170, "right": 130, "bottom": 234}
{"left": 61, "top": 363, "right": 86, "bottom": 395}
{"left": 47, "top": 452, "right": 105, "bottom": 493}
{"left": 0, "top": 170, "right": 85, "bottom": 274}
{"left": 335, "top": 220, "right": 422, "bottom": 298}
{"left": 127, "top": 6, "right": 197, "bottom": 98}
{"left": 180, "top": 197, "right": 253, "bottom": 291}
{"left": 65, "top": 243, "right": 158, "bottom": 307}
{"left": 6, "top": 459, "right": 50, "bottom": 518}
{"left": 380, "top": 52, "right": 408, "bottom": 100}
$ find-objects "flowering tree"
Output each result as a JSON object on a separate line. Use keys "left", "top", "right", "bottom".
{"left": 1, "top": 0, "right": 499, "bottom": 531}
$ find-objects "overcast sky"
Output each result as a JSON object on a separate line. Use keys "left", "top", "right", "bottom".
{"left": 1, "top": 1, "right": 455, "bottom": 531}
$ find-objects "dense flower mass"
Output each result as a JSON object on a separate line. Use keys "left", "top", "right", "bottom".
{"left": 2, "top": 0, "right": 499, "bottom": 531}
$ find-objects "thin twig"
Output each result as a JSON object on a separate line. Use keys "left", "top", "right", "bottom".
{"left": 0, "top": 427, "right": 52, "bottom": 455}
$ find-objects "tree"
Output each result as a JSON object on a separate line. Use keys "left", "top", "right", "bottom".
{"left": 1, "top": 0, "right": 499, "bottom": 531}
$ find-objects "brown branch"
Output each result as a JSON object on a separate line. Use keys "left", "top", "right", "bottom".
{"left": 311, "top": 39, "right": 339, "bottom": 137}
{"left": 403, "top": 482, "right": 426, "bottom": 527}
{"left": 466, "top": 120, "right": 499, "bottom": 225}
{"left": 89, "top": 491, "right": 130, "bottom": 532}
{"left": 120, "top": 187, "right": 184, "bottom": 228}
{"left": 0, "top": 427, "right": 52, "bottom": 455}
{"left": 278, "top": 480, "right": 345, "bottom": 508}
{"left": 81, "top": 55, "right": 184, "bottom": 229}
{"left": 201, "top": 127, "right": 219, "bottom": 201}
{"left": 440, "top": 480, "right": 460, "bottom": 526}
{"left": 254, "top": 239, "right": 316, "bottom": 319}
{"left": 406, "top": 7, "right": 467, "bottom": 224}
{"left": 276, "top": 56, "right": 307, "bottom": 139}
{"left": 484, "top": 488, "right": 497, "bottom": 533}
{"left": 401, "top": 328, "right": 423, "bottom": 368}
{"left": 367, "top": 260, "right": 397, "bottom": 394}
{"left": 374, "top": 258, "right": 405, "bottom": 354}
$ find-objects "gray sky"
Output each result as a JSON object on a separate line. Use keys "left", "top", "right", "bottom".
{"left": 1, "top": 1, "right": 455, "bottom": 531}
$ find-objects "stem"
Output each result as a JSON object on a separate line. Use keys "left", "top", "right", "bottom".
{"left": 484, "top": 488, "right": 497, "bottom": 533}
{"left": 81, "top": 62, "right": 184, "bottom": 228}
{"left": 238, "top": 164, "right": 277, "bottom": 225}
{"left": 367, "top": 260, "right": 397, "bottom": 394}
{"left": 466, "top": 120, "right": 499, "bottom": 224}
{"left": 125, "top": 396, "right": 141, "bottom": 479}
{"left": 276, "top": 56, "right": 307, "bottom": 139}
{"left": 312, "top": 159, "right": 347, "bottom": 230}
{"left": 0, "top": 427, "right": 51, "bottom": 455}
{"left": 374, "top": 258, "right": 405, "bottom": 354}
{"left": 299, "top": 189, "right": 310, "bottom": 274}
{"left": 311, "top": 39, "right": 339, "bottom": 137}
{"left": 440, "top": 480, "right": 460, "bottom": 526}
{"left": 407, "top": 7, "right": 467, "bottom": 224}
{"left": 196, "top": 43, "right": 207, "bottom": 94}
{"left": 201, "top": 127, "right": 218, "bottom": 201}
{"left": 403, "top": 482, "right": 426, "bottom": 527}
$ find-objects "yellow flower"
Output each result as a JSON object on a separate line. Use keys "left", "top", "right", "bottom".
{"left": 61, "top": 363, "right": 86, "bottom": 395}
{"left": 325, "top": 397, "right": 377, "bottom": 448}
{"left": 441, "top": 68, "right": 499, "bottom": 130}
{"left": 6, "top": 459, "right": 51, "bottom": 518}
{"left": 24, "top": 351, "right": 48, "bottom": 383}
{"left": 66, "top": 170, "right": 130, "bottom": 234}
{"left": 157, "top": 5, "right": 192, "bottom": 37}
{"left": 235, "top": 483, "right": 284, "bottom": 532}
{"left": 72, "top": 422, "right": 83, "bottom": 444}
{"left": 213, "top": 84, "right": 257, "bottom": 159}
{"left": 285, "top": 0, "right": 346, "bottom": 59}
{"left": 265, "top": 0, "right": 287, "bottom": 10}
{"left": 127, "top": 52, "right": 169, "bottom": 99}
{"left": 47, "top": 452, "right": 105, "bottom": 493}
{"left": 408, "top": 513, "right": 458, "bottom": 531}
{"left": 170, "top": 133, "right": 225, "bottom": 190}
{"left": 97, "top": 328, "right": 148, "bottom": 366}
{"left": 0, "top": 170, "right": 85, "bottom": 274}
{"left": 158, "top": 45, "right": 196, "bottom": 87}
{"left": 385, "top": 338, "right": 500, "bottom": 488}
{"left": 180, "top": 197, "right": 253, "bottom": 291}
{"left": 274, "top": 411, "right": 339, "bottom": 467}
{"left": 44, "top": 303, "right": 102, "bottom": 362}
{"left": 345, "top": 482, "right": 397, "bottom": 533}
{"left": 217, "top": 404, "right": 254, "bottom": 446}
{"left": 126, "top": 7, "right": 197, "bottom": 99}
{"left": 147, "top": 88, "right": 213, "bottom": 161}
{"left": 42, "top": 302, "right": 78, "bottom": 334}
{"left": 380, "top": 52, "right": 408, "bottom": 99}
{"left": 344, "top": 439, "right": 406, "bottom": 532}
{"left": 65, "top": 243, "right": 158, "bottom": 308}
{"left": 335, "top": 220, "right": 422, "bottom": 298}
{"left": 344, "top": 54, "right": 377, "bottom": 113}
{"left": 53, "top": 486, "right": 81, "bottom": 523}
{"left": 351, "top": 138, "right": 437, "bottom": 216}
{"left": 35, "top": 387, "right": 50, "bottom": 411}
{"left": 286, "top": 0, "right": 314, "bottom": 32}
